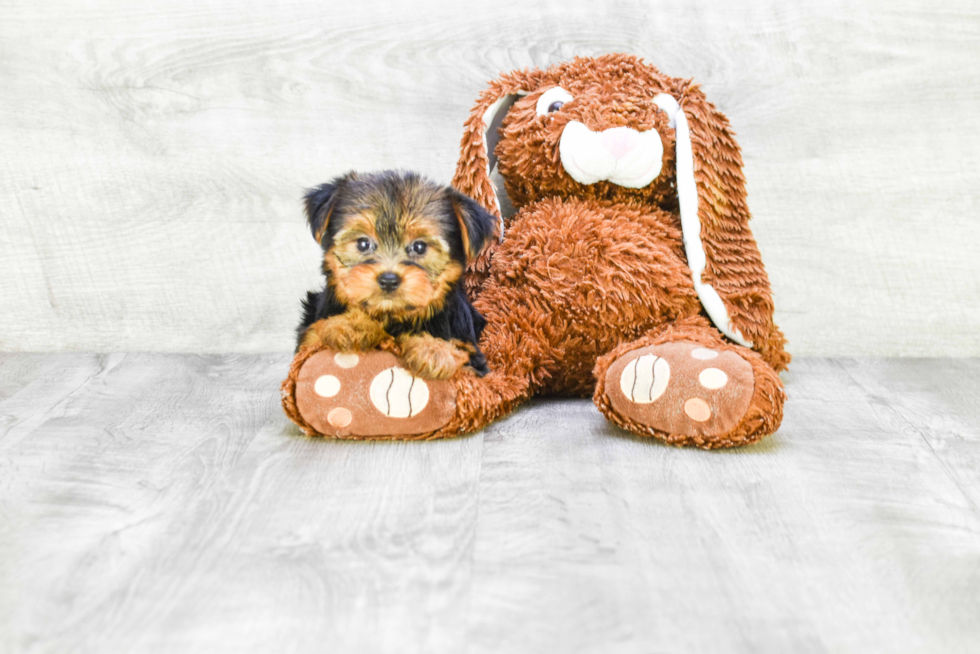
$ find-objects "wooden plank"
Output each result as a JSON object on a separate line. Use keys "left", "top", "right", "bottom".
{"left": 3, "top": 355, "right": 980, "bottom": 652}
{"left": 466, "top": 358, "right": 980, "bottom": 653}
{"left": 0, "top": 353, "right": 485, "bottom": 654}
{"left": 0, "top": 354, "right": 110, "bottom": 439}
{"left": 836, "top": 358, "right": 980, "bottom": 512}
{"left": 1, "top": 0, "right": 979, "bottom": 354}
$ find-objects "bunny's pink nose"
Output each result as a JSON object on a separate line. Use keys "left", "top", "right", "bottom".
{"left": 600, "top": 127, "right": 639, "bottom": 160}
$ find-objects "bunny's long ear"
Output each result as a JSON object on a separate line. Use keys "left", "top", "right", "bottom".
{"left": 452, "top": 74, "right": 530, "bottom": 292}
{"left": 452, "top": 86, "right": 529, "bottom": 234}
{"left": 654, "top": 86, "right": 789, "bottom": 370}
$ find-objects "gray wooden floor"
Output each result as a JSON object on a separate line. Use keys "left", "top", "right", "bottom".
{"left": 1, "top": 354, "right": 978, "bottom": 654}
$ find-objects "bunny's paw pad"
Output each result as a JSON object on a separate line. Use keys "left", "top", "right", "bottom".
{"left": 294, "top": 350, "right": 455, "bottom": 438}
{"left": 604, "top": 341, "right": 754, "bottom": 438}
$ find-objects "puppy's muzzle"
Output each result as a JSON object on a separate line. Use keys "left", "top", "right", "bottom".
{"left": 377, "top": 271, "right": 402, "bottom": 292}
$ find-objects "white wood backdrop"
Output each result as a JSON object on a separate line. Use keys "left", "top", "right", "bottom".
{"left": 1, "top": 0, "right": 978, "bottom": 355}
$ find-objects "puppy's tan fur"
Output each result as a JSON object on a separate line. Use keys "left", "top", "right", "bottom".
{"left": 297, "top": 172, "right": 493, "bottom": 379}
{"left": 396, "top": 333, "right": 473, "bottom": 380}
{"left": 303, "top": 311, "right": 471, "bottom": 380}
{"left": 301, "top": 308, "right": 387, "bottom": 353}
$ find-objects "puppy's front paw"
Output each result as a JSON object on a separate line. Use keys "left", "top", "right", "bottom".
{"left": 301, "top": 311, "right": 386, "bottom": 352}
{"left": 397, "top": 334, "right": 470, "bottom": 380}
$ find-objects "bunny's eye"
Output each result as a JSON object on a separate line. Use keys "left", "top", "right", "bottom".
{"left": 536, "top": 87, "right": 574, "bottom": 116}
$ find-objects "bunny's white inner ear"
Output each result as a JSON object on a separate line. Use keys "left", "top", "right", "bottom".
{"left": 654, "top": 93, "right": 753, "bottom": 348}
{"left": 481, "top": 91, "right": 525, "bottom": 240}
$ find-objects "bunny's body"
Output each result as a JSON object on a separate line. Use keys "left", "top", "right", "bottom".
{"left": 284, "top": 54, "right": 789, "bottom": 448}
{"left": 472, "top": 196, "right": 701, "bottom": 397}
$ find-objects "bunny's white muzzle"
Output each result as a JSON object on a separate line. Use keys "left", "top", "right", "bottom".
{"left": 558, "top": 122, "right": 664, "bottom": 189}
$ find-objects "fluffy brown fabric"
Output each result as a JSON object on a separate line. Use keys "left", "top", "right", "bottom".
{"left": 453, "top": 54, "right": 788, "bottom": 373}
{"left": 283, "top": 54, "right": 789, "bottom": 449}
{"left": 443, "top": 54, "right": 788, "bottom": 448}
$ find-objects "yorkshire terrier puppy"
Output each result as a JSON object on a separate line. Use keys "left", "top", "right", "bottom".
{"left": 295, "top": 170, "right": 496, "bottom": 380}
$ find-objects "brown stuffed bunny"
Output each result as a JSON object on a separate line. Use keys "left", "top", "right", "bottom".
{"left": 282, "top": 53, "right": 789, "bottom": 448}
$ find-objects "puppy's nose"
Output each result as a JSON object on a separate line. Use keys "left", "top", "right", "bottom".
{"left": 377, "top": 271, "right": 402, "bottom": 292}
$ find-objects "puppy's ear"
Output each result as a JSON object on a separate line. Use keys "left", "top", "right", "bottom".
{"left": 304, "top": 173, "right": 353, "bottom": 246}
{"left": 449, "top": 191, "right": 497, "bottom": 262}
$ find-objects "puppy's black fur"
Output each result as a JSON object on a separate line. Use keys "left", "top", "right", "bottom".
{"left": 295, "top": 170, "right": 495, "bottom": 375}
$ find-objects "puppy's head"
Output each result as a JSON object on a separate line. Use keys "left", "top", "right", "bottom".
{"left": 304, "top": 170, "right": 495, "bottom": 321}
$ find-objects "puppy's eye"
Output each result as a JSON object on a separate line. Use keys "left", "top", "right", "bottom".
{"left": 536, "top": 87, "right": 573, "bottom": 116}
{"left": 356, "top": 237, "right": 372, "bottom": 253}
{"left": 409, "top": 240, "right": 428, "bottom": 256}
